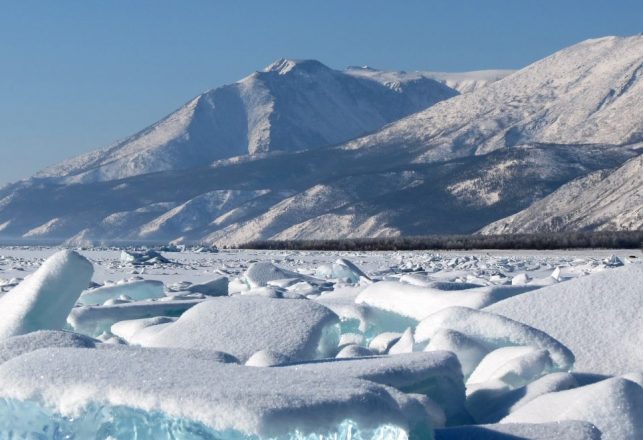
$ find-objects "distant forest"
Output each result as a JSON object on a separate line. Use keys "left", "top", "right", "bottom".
{"left": 240, "top": 231, "right": 643, "bottom": 251}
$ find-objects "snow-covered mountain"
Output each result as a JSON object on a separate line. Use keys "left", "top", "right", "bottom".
{"left": 35, "top": 59, "right": 457, "bottom": 183}
{"left": 0, "top": 35, "right": 641, "bottom": 245}
{"left": 342, "top": 35, "right": 643, "bottom": 164}
{"left": 346, "top": 67, "right": 515, "bottom": 94}
{"left": 481, "top": 154, "right": 643, "bottom": 234}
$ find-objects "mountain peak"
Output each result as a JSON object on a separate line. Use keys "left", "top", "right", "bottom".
{"left": 263, "top": 58, "right": 330, "bottom": 75}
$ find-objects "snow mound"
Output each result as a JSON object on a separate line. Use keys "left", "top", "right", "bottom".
{"left": 135, "top": 296, "right": 340, "bottom": 362}
{"left": 0, "top": 330, "right": 96, "bottom": 364}
{"left": 486, "top": 264, "right": 643, "bottom": 375}
{"left": 502, "top": 376, "right": 643, "bottom": 439}
{"left": 0, "top": 347, "right": 433, "bottom": 438}
{"left": 78, "top": 279, "right": 165, "bottom": 305}
{"left": 279, "top": 351, "right": 468, "bottom": 425}
{"left": 0, "top": 250, "right": 93, "bottom": 339}
{"left": 356, "top": 281, "right": 538, "bottom": 321}
{"left": 415, "top": 307, "right": 574, "bottom": 371}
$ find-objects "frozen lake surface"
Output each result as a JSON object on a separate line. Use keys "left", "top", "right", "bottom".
{"left": 0, "top": 246, "right": 640, "bottom": 439}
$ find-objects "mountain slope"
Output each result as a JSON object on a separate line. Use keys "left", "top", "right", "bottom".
{"left": 1, "top": 36, "right": 641, "bottom": 245}
{"left": 346, "top": 67, "right": 515, "bottom": 94}
{"left": 480, "top": 154, "right": 643, "bottom": 234}
{"left": 344, "top": 35, "right": 643, "bottom": 162}
{"left": 35, "top": 59, "right": 457, "bottom": 183}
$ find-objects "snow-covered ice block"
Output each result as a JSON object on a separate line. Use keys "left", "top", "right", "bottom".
{"left": 338, "top": 332, "right": 366, "bottom": 348}
{"left": 78, "top": 280, "right": 165, "bottom": 305}
{"left": 369, "top": 332, "right": 402, "bottom": 354}
{"left": 486, "top": 264, "right": 643, "bottom": 375}
{"left": 0, "top": 250, "right": 93, "bottom": 339}
{"left": 315, "top": 258, "right": 370, "bottom": 283}
{"left": 186, "top": 275, "right": 228, "bottom": 296}
{"left": 467, "top": 346, "right": 553, "bottom": 390}
{"left": 435, "top": 420, "right": 600, "bottom": 439}
{"left": 120, "top": 249, "right": 170, "bottom": 265}
{"left": 356, "top": 281, "right": 539, "bottom": 321}
{"left": 0, "top": 330, "right": 96, "bottom": 364}
{"left": 388, "top": 328, "right": 415, "bottom": 354}
{"left": 502, "top": 376, "right": 643, "bottom": 439}
{"left": 0, "top": 347, "right": 433, "bottom": 438}
{"left": 466, "top": 372, "right": 578, "bottom": 423}
{"left": 68, "top": 298, "right": 204, "bottom": 337}
{"left": 279, "top": 351, "right": 469, "bottom": 425}
{"left": 110, "top": 316, "right": 177, "bottom": 343}
{"left": 415, "top": 307, "right": 574, "bottom": 371}
{"left": 336, "top": 344, "right": 375, "bottom": 358}
{"left": 136, "top": 296, "right": 340, "bottom": 363}
{"left": 243, "top": 262, "right": 323, "bottom": 288}
{"left": 424, "top": 329, "right": 489, "bottom": 378}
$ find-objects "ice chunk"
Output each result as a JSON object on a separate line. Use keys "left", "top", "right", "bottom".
{"left": 279, "top": 351, "right": 469, "bottom": 425}
{"left": 68, "top": 298, "right": 204, "bottom": 337}
{"left": 356, "top": 281, "right": 539, "bottom": 321}
{"left": 338, "top": 332, "right": 366, "bottom": 348}
{"left": 336, "top": 344, "right": 375, "bottom": 358}
{"left": 315, "top": 258, "right": 370, "bottom": 283}
{"left": 243, "top": 262, "right": 323, "bottom": 288}
{"left": 0, "top": 250, "right": 93, "bottom": 339}
{"left": 486, "top": 264, "right": 643, "bottom": 375}
{"left": 602, "top": 254, "right": 624, "bottom": 267}
{"left": 466, "top": 372, "right": 578, "bottom": 423}
{"left": 0, "top": 330, "right": 96, "bottom": 364}
{"left": 415, "top": 307, "right": 574, "bottom": 371}
{"left": 510, "top": 273, "right": 531, "bottom": 285}
{"left": 185, "top": 275, "right": 228, "bottom": 296}
{"left": 120, "top": 249, "right": 170, "bottom": 265}
{"left": 110, "top": 316, "right": 177, "bottom": 342}
{"left": 502, "top": 376, "right": 643, "bottom": 439}
{"left": 0, "top": 347, "right": 432, "bottom": 438}
{"left": 388, "top": 328, "right": 415, "bottom": 355}
{"left": 245, "top": 350, "right": 291, "bottom": 367}
{"left": 78, "top": 280, "right": 165, "bottom": 306}
{"left": 424, "top": 329, "right": 489, "bottom": 378}
{"left": 435, "top": 420, "right": 600, "bottom": 439}
{"left": 369, "top": 332, "right": 402, "bottom": 354}
{"left": 135, "top": 296, "right": 340, "bottom": 363}
{"left": 467, "top": 346, "right": 553, "bottom": 394}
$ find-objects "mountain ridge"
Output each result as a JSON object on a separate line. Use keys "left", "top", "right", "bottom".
{"left": 1, "top": 35, "right": 641, "bottom": 245}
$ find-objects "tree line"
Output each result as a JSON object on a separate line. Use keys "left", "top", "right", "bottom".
{"left": 239, "top": 231, "right": 643, "bottom": 251}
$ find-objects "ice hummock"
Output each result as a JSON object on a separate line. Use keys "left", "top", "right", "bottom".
{"left": 131, "top": 296, "right": 341, "bottom": 363}
{"left": 0, "top": 250, "right": 93, "bottom": 339}
{"left": 486, "top": 264, "right": 643, "bottom": 375}
{"left": 0, "top": 346, "right": 432, "bottom": 438}
{"left": 78, "top": 279, "right": 165, "bottom": 305}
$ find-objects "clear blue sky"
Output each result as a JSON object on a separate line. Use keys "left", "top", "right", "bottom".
{"left": 1, "top": 0, "right": 641, "bottom": 186}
